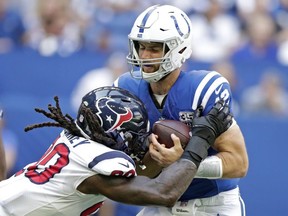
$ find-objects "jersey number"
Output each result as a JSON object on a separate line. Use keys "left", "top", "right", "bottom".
{"left": 215, "top": 89, "right": 230, "bottom": 102}
{"left": 19, "top": 140, "right": 105, "bottom": 215}
{"left": 25, "top": 142, "right": 70, "bottom": 184}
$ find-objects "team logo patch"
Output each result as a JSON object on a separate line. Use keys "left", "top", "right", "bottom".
{"left": 96, "top": 97, "right": 133, "bottom": 132}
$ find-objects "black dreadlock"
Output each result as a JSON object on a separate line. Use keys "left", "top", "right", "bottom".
{"left": 24, "top": 96, "right": 117, "bottom": 146}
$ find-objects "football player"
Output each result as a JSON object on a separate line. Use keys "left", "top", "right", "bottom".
{"left": 0, "top": 86, "right": 232, "bottom": 216}
{"left": 114, "top": 4, "right": 249, "bottom": 216}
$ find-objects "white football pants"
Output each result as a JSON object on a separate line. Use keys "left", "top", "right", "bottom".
{"left": 137, "top": 187, "right": 245, "bottom": 216}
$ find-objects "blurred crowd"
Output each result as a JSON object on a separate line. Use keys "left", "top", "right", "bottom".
{"left": 0, "top": 0, "right": 287, "bottom": 60}
{"left": 1, "top": 0, "right": 288, "bottom": 117}
{"left": 1, "top": 1, "right": 288, "bottom": 215}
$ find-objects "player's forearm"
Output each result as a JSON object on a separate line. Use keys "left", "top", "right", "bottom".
{"left": 217, "top": 151, "right": 248, "bottom": 178}
{"left": 115, "top": 159, "right": 197, "bottom": 207}
{"left": 142, "top": 159, "right": 197, "bottom": 207}
{"left": 78, "top": 159, "right": 196, "bottom": 207}
{"left": 214, "top": 124, "right": 248, "bottom": 178}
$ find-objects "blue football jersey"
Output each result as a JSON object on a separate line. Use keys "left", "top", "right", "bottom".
{"left": 114, "top": 70, "right": 239, "bottom": 199}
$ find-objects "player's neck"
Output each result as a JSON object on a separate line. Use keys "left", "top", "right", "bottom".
{"left": 150, "top": 69, "right": 180, "bottom": 95}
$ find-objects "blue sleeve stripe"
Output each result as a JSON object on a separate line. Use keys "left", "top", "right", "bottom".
{"left": 192, "top": 71, "right": 220, "bottom": 110}
{"left": 88, "top": 151, "right": 135, "bottom": 168}
{"left": 201, "top": 76, "right": 228, "bottom": 108}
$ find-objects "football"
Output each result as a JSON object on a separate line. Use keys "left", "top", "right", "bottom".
{"left": 152, "top": 120, "right": 191, "bottom": 148}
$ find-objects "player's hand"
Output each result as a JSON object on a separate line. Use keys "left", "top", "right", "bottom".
{"left": 149, "top": 133, "right": 184, "bottom": 167}
{"left": 181, "top": 99, "right": 233, "bottom": 167}
{"left": 192, "top": 99, "right": 233, "bottom": 146}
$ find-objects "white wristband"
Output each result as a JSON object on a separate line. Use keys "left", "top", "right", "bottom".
{"left": 195, "top": 156, "right": 223, "bottom": 179}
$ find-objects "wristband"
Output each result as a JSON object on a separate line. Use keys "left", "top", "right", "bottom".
{"left": 194, "top": 156, "right": 223, "bottom": 179}
{"left": 181, "top": 136, "right": 209, "bottom": 168}
{"left": 0, "top": 109, "right": 3, "bottom": 120}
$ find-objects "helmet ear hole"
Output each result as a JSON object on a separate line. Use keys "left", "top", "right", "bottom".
{"left": 179, "top": 47, "right": 186, "bottom": 54}
{"left": 121, "top": 98, "right": 131, "bottom": 103}
{"left": 124, "top": 131, "right": 133, "bottom": 141}
{"left": 134, "top": 41, "right": 140, "bottom": 51}
{"left": 164, "top": 45, "right": 170, "bottom": 54}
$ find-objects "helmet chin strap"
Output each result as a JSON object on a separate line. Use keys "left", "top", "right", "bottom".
{"left": 142, "top": 67, "right": 171, "bottom": 83}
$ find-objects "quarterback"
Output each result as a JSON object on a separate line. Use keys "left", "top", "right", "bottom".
{"left": 114, "top": 4, "right": 249, "bottom": 216}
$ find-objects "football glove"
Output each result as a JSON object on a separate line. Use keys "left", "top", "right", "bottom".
{"left": 192, "top": 99, "right": 233, "bottom": 146}
{"left": 181, "top": 99, "right": 233, "bottom": 167}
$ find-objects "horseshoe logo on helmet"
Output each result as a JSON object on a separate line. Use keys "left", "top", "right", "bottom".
{"left": 170, "top": 14, "right": 191, "bottom": 39}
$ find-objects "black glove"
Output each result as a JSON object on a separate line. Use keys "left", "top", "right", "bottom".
{"left": 192, "top": 99, "right": 233, "bottom": 146}
{"left": 181, "top": 99, "right": 233, "bottom": 167}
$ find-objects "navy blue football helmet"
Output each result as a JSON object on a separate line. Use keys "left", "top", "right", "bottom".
{"left": 76, "top": 86, "right": 150, "bottom": 161}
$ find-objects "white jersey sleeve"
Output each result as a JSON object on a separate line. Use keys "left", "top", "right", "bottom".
{"left": 0, "top": 130, "right": 137, "bottom": 216}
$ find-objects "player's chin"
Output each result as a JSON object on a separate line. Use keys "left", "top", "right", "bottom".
{"left": 142, "top": 65, "right": 157, "bottom": 73}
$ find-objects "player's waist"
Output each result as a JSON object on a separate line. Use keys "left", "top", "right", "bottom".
{"left": 173, "top": 187, "right": 241, "bottom": 216}
{"left": 179, "top": 178, "right": 239, "bottom": 200}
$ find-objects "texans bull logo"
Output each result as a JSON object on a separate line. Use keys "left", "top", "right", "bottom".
{"left": 96, "top": 97, "right": 133, "bottom": 132}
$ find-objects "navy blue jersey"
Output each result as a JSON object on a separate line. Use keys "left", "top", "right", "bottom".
{"left": 114, "top": 70, "right": 239, "bottom": 199}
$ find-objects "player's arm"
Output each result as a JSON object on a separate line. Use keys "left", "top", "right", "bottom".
{"left": 81, "top": 160, "right": 196, "bottom": 207}
{"left": 135, "top": 132, "right": 184, "bottom": 178}
{"left": 136, "top": 99, "right": 234, "bottom": 178}
{"left": 196, "top": 122, "right": 248, "bottom": 179}
{"left": 78, "top": 134, "right": 197, "bottom": 207}
{"left": 195, "top": 81, "right": 249, "bottom": 179}
{"left": 213, "top": 122, "right": 248, "bottom": 178}
{"left": 0, "top": 109, "right": 7, "bottom": 180}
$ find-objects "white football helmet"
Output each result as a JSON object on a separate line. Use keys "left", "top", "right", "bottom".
{"left": 127, "top": 5, "right": 193, "bottom": 82}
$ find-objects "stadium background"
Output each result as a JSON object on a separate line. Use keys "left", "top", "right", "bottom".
{"left": 1, "top": 0, "right": 288, "bottom": 215}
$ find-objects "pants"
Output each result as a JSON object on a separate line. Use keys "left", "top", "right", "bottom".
{"left": 137, "top": 187, "right": 245, "bottom": 216}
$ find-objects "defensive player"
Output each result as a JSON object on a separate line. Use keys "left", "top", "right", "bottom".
{"left": 114, "top": 5, "right": 249, "bottom": 216}
{"left": 0, "top": 86, "right": 232, "bottom": 216}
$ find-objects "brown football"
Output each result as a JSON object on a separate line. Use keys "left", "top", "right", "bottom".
{"left": 152, "top": 120, "right": 191, "bottom": 148}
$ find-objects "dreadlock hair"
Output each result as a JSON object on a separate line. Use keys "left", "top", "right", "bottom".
{"left": 24, "top": 96, "right": 117, "bottom": 146}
